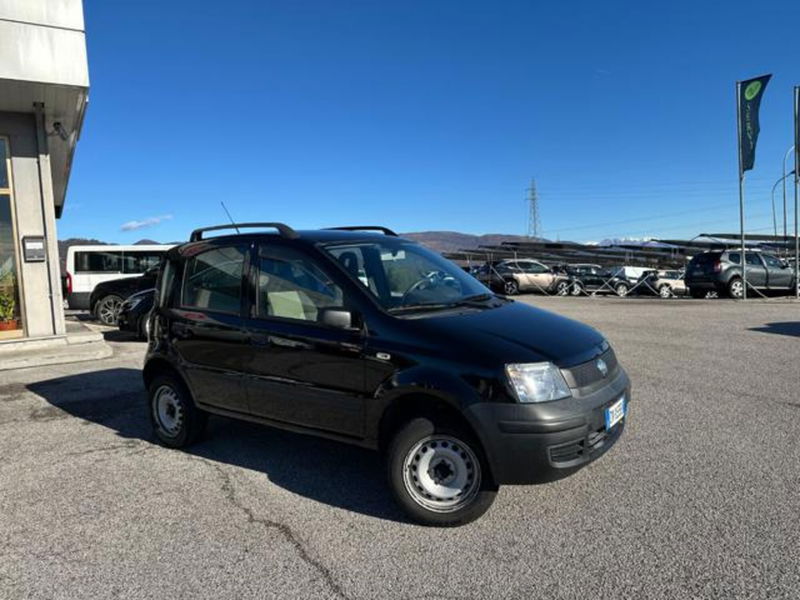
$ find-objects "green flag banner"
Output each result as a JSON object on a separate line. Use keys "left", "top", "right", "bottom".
{"left": 738, "top": 74, "right": 771, "bottom": 173}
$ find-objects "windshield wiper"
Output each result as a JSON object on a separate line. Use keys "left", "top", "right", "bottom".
{"left": 389, "top": 293, "right": 498, "bottom": 314}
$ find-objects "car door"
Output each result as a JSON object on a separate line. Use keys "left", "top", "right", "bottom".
{"left": 170, "top": 244, "right": 250, "bottom": 412}
{"left": 744, "top": 253, "right": 768, "bottom": 288}
{"left": 526, "top": 261, "right": 554, "bottom": 292}
{"left": 241, "top": 243, "right": 368, "bottom": 437}
{"left": 762, "top": 254, "right": 792, "bottom": 289}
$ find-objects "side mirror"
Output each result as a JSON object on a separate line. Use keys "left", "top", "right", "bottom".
{"left": 320, "top": 308, "right": 356, "bottom": 329}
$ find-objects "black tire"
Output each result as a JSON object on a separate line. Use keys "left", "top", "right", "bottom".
{"left": 138, "top": 313, "right": 151, "bottom": 341}
{"left": 727, "top": 277, "right": 744, "bottom": 299}
{"left": 148, "top": 373, "right": 208, "bottom": 448}
{"left": 689, "top": 287, "right": 706, "bottom": 299}
{"left": 94, "top": 294, "right": 123, "bottom": 326}
{"left": 503, "top": 278, "right": 519, "bottom": 296}
{"left": 615, "top": 283, "right": 629, "bottom": 297}
{"left": 386, "top": 417, "right": 497, "bottom": 527}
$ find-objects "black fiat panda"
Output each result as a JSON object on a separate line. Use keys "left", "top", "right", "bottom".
{"left": 144, "top": 223, "right": 630, "bottom": 526}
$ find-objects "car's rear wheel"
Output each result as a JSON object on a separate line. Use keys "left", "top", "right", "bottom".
{"left": 727, "top": 277, "right": 744, "bottom": 299}
{"left": 555, "top": 280, "right": 569, "bottom": 295}
{"left": 658, "top": 284, "right": 672, "bottom": 298}
{"left": 94, "top": 294, "right": 123, "bottom": 326}
{"left": 571, "top": 282, "right": 583, "bottom": 296}
{"left": 387, "top": 417, "right": 497, "bottom": 526}
{"left": 503, "top": 279, "right": 519, "bottom": 296}
{"left": 148, "top": 373, "right": 207, "bottom": 448}
{"left": 615, "top": 283, "right": 629, "bottom": 297}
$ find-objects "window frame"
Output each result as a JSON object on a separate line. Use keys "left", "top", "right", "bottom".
{"left": 178, "top": 244, "right": 249, "bottom": 316}
{"left": 252, "top": 241, "right": 351, "bottom": 327}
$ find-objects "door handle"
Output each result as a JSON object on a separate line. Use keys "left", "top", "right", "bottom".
{"left": 249, "top": 333, "right": 270, "bottom": 346}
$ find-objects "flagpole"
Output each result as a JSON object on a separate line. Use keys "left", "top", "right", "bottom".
{"left": 736, "top": 80, "right": 747, "bottom": 300}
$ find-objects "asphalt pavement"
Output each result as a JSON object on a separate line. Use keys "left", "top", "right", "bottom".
{"left": 1, "top": 297, "right": 799, "bottom": 599}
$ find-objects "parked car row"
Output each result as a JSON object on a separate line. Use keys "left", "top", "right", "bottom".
{"left": 473, "top": 260, "right": 683, "bottom": 297}
{"left": 472, "top": 249, "right": 798, "bottom": 299}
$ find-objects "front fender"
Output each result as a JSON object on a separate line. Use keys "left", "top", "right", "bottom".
{"left": 364, "top": 364, "right": 497, "bottom": 447}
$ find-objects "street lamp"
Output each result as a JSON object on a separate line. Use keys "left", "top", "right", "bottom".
{"left": 771, "top": 170, "right": 795, "bottom": 239}
{"left": 783, "top": 145, "right": 794, "bottom": 240}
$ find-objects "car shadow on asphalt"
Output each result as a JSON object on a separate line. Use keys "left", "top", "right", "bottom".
{"left": 749, "top": 321, "right": 800, "bottom": 338}
{"left": 27, "top": 368, "right": 407, "bottom": 524}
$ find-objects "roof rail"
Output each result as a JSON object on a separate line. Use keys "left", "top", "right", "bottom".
{"left": 189, "top": 222, "right": 298, "bottom": 242}
{"left": 325, "top": 226, "right": 398, "bottom": 236}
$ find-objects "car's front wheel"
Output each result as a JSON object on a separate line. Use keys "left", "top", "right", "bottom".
{"left": 658, "top": 284, "right": 672, "bottom": 298}
{"left": 615, "top": 283, "right": 629, "bottom": 297}
{"left": 94, "top": 294, "right": 123, "bottom": 326}
{"left": 555, "top": 280, "right": 569, "bottom": 295}
{"left": 387, "top": 417, "right": 497, "bottom": 527}
{"left": 571, "top": 281, "right": 583, "bottom": 296}
{"left": 148, "top": 373, "right": 208, "bottom": 448}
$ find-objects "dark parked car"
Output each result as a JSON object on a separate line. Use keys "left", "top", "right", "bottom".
{"left": 475, "top": 259, "right": 571, "bottom": 295}
{"left": 117, "top": 288, "right": 154, "bottom": 339}
{"left": 684, "top": 250, "right": 797, "bottom": 299}
{"left": 565, "top": 264, "right": 633, "bottom": 296}
{"left": 89, "top": 267, "right": 159, "bottom": 325}
{"left": 144, "top": 223, "right": 630, "bottom": 526}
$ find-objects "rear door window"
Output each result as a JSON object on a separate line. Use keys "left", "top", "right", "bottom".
{"left": 181, "top": 246, "right": 246, "bottom": 314}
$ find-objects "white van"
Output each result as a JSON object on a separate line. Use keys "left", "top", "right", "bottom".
{"left": 64, "top": 245, "right": 175, "bottom": 310}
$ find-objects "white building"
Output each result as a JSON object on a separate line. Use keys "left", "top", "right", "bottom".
{"left": 0, "top": 1, "right": 89, "bottom": 344}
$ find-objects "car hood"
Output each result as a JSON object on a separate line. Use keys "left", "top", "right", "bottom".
{"left": 412, "top": 301, "right": 606, "bottom": 368}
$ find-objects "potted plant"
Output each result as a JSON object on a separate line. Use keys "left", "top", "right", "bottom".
{"left": 0, "top": 290, "right": 18, "bottom": 331}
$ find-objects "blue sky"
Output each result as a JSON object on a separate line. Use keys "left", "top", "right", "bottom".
{"left": 61, "top": 0, "right": 800, "bottom": 244}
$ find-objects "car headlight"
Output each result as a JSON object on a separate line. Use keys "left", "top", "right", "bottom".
{"left": 505, "top": 362, "right": 572, "bottom": 403}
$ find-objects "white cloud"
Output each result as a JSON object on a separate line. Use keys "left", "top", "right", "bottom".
{"left": 120, "top": 214, "right": 173, "bottom": 232}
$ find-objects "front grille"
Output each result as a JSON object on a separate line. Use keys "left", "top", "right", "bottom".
{"left": 562, "top": 348, "right": 618, "bottom": 389}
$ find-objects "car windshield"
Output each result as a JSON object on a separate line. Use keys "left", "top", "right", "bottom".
{"left": 323, "top": 238, "right": 493, "bottom": 312}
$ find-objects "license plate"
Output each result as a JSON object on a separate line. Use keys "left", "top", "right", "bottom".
{"left": 604, "top": 396, "right": 626, "bottom": 430}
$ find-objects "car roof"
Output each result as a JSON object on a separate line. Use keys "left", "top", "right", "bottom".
{"left": 168, "top": 229, "right": 414, "bottom": 259}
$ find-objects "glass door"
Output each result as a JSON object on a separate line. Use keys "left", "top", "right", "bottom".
{"left": 0, "top": 138, "right": 23, "bottom": 339}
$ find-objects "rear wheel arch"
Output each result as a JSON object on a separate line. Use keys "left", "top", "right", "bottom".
{"left": 143, "top": 358, "right": 191, "bottom": 397}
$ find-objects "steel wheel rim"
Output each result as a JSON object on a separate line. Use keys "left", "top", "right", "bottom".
{"left": 154, "top": 385, "right": 184, "bottom": 436}
{"left": 730, "top": 280, "right": 743, "bottom": 298}
{"left": 98, "top": 297, "right": 122, "bottom": 325}
{"left": 504, "top": 281, "right": 517, "bottom": 295}
{"left": 402, "top": 435, "right": 481, "bottom": 513}
{"left": 616, "top": 285, "right": 627, "bottom": 296}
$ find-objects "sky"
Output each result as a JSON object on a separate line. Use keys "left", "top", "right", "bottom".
{"left": 61, "top": 0, "right": 800, "bottom": 244}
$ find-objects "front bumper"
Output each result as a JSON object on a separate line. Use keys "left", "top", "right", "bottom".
{"left": 467, "top": 367, "right": 630, "bottom": 485}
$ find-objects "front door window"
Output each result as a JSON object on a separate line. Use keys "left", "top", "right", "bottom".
{"left": 0, "top": 138, "right": 23, "bottom": 339}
